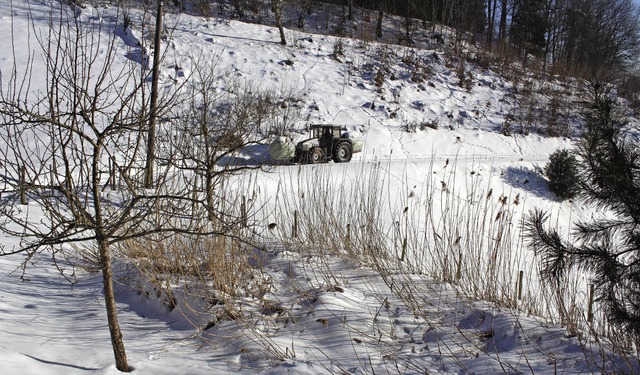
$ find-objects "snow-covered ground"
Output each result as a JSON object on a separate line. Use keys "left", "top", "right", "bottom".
{"left": 0, "top": 248, "right": 624, "bottom": 374}
{"left": 1, "top": 1, "right": 638, "bottom": 374}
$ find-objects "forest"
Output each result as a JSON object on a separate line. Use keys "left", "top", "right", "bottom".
{"left": 206, "top": 0, "right": 640, "bottom": 77}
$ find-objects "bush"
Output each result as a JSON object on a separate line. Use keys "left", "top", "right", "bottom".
{"left": 544, "top": 148, "right": 579, "bottom": 200}
{"left": 217, "top": 132, "right": 244, "bottom": 151}
{"left": 332, "top": 39, "right": 345, "bottom": 60}
{"left": 619, "top": 74, "right": 640, "bottom": 116}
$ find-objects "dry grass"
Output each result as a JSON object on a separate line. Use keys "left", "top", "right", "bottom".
{"left": 267, "top": 160, "right": 531, "bottom": 311}
{"left": 121, "top": 233, "right": 254, "bottom": 298}
{"left": 265, "top": 158, "right": 638, "bottom": 367}
{"left": 113, "top": 157, "right": 637, "bottom": 371}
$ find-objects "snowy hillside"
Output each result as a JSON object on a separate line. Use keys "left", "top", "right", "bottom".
{"left": 0, "top": 1, "right": 638, "bottom": 374}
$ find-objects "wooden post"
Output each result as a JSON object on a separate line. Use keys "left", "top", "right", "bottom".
{"left": 400, "top": 237, "right": 407, "bottom": 262}
{"left": 53, "top": 162, "right": 59, "bottom": 194}
{"left": 241, "top": 195, "right": 247, "bottom": 228}
{"left": 110, "top": 156, "right": 117, "bottom": 190}
{"left": 292, "top": 210, "right": 298, "bottom": 238}
{"left": 219, "top": 175, "right": 225, "bottom": 216}
{"left": 402, "top": 210, "right": 408, "bottom": 262}
{"left": 587, "top": 284, "right": 595, "bottom": 323}
{"left": 107, "top": 157, "right": 112, "bottom": 189}
{"left": 144, "top": 0, "right": 163, "bottom": 188}
{"left": 192, "top": 176, "right": 198, "bottom": 214}
{"left": 517, "top": 270, "right": 524, "bottom": 300}
{"left": 456, "top": 251, "right": 462, "bottom": 281}
{"left": 346, "top": 223, "right": 351, "bottom": 249}
{"left": 50, "top": 166, "right": 55, "bottom": 196}
{"left": 20, "top": 165, "right": 27, "bottom": 205}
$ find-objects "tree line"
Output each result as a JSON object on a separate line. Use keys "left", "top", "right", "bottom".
{"left": 212, "top": 0, "right": 639, "bottom": 76}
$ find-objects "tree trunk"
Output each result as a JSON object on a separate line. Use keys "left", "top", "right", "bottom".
{"left": 272, "top": 1, "right": 287, "bottom": 45}
{"left": 206, "top": 167, "right": 215, "bottom": 222}
{"left": 487, "top": 0, "right": 496, "bottom": 44}
{"left": 94, "top": 137, "right": 130, "bottom": 372}
{"left": 403, "top": 0, "right": 414, "bottom": 43}
{"left": 499, "top": 0, "right": 507, "bottom": 41}
{"left": 376, "top": 9, "right": 383, "bottom": 39}
{"left": 145, "top": 0, "right": 163, "bottom": 188}
{"left": 277, "top": 23, "right": 286, "bottom": 46}
{"left": 99, "top": 238, "right": 130, "bottom": 372}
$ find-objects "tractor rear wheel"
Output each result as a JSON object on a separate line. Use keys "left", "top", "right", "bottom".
{"left": 333, "top": 142, "right": 353, "bottom": 163}
{"left": 308, "top": 147, "right": 325, "bottom": 164}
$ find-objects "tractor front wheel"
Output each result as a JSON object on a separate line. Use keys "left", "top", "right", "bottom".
{"left": 333, "top": 142, "right": 353, "bottom": 163}
{"left": 308, "top": 147, "right": 325, "bottom": 164}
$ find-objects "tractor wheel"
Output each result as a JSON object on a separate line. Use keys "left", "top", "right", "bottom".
{"left": 333, "top": 142, "right": 353, "bottom": 163}
{"left": 308, "top": 147, "right": 325, "bottom": 164}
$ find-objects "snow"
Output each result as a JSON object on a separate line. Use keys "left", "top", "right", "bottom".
{"left": 1, "top": 1, "right": 638, "bottom": 374}
{"left": 1, "top": 247, "right": 628, "bottom": 374}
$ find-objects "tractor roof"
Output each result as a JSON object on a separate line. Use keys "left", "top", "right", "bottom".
{"left": 309, "top": 124, "right": 347, "bottom": 131}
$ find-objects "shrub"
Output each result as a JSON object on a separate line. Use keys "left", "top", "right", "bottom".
{"left": 545, "top": 148, "right": 579, "bottom": 200}
{"left": 374, "top": 68, "right": 385, "bottom": 88}
{"left": 194, "top": 0, "right": 211, "bottom": 17}
{"left": 403, "top": 120, "right": 417, "bottom": 133}
{"left": 546, "top": 95, "right": 570, "bottom": 137}
{"left": 217, "top": 132, "right": 244, "bottom": 151}
{"left": 332, "top": 39, "right": 345, "bottom": 60}
{"left": 420, "top": 119, "right": 439, "bottom": 130}
{"left": 619, "top": 74, "right": 640, "bottom": 116}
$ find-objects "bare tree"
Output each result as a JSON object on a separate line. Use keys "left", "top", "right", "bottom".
{"left": 346, "top": 0, "right": 354, "bottom": 21}
{"left": 0, "top": 3, "right": 224, "bottom": 371}
{"left": 401, "top": 1, "right": 416, "bottom": 44}
{"left": 542, "top": 0, "right": 566, "bottom": 70}
{"left": 271, "top": 0, "right": 287, "bottom": 45}
{"left": 376, "top": 7, "right": 384, "bottom": 39}
{"left": 498, "top": 0, "right": 511, "bottom": 42}
{"left": 165, "top": 59, "right": 286, "bottom": 222}
{"left": 510, "top": 0, "right": 547, "bottom": 60}
{"left": 487, "top": 0, "right": 497, "bottom": 44}
{"left": 559, "top": 0, "right": 640, "bottom": 76}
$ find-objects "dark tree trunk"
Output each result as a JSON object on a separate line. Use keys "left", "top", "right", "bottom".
{"left": 94, "top": 136, "right": 130, "bottom": 372}
{"left": 499, "top": 0, "right": 507, "bottom": 41}
{"left": 272, "top": 1, "right": 287, "bottom": 45}
{"left": 91, "top": 124, "right": 132, "bottom": 372}
{"left": 100, "top": 238, "right": 130, "bottom": 372}
{"left": 277, "top": 24, "right": 286, "bottom": 45}
{"left": 376, "top": 9, "right": 383, "bottom": 38}
{"left": 487, "top": 0, "right": 496, "bottom": 44}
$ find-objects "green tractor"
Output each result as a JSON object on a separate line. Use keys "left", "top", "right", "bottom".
{"left": 269, "top": 124, "right": 363, "bottom": 164}
{"left": 293, "top": 125, "right": 356, "bottom": 164}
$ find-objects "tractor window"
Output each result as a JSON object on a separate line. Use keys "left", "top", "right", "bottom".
{"left": 311, "top": 126, "right": 343, "bottom": 138}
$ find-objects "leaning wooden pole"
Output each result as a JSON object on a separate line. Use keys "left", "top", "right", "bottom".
{"left": 145, "top": 0, "right": 163, "bottom": 188}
